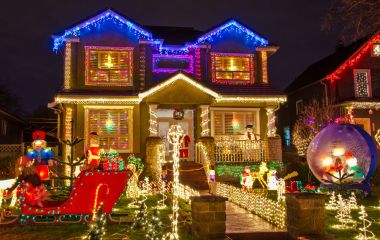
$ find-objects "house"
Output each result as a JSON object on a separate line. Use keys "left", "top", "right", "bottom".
{"left": 279, "top": 32, "right": 380, "bottom": 148}
{"left": 49, "top": 9, "right": 286, "bottom": 172}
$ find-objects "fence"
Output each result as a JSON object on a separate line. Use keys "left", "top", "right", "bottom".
{"left": 214, "top": 139, "right": 267, "bottom": 163}
{"left": 216, "top": 182, "right": 286, "bottom": 229}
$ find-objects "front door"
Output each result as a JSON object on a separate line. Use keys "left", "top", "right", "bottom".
{"left": 157, "top": 109, "right": 194, "bottom": 161}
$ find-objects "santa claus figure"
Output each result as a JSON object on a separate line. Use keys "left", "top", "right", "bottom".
{"left": 86, "top": 132, "right": 101, "bottom": 170}
{"left": 240, "top": 166, "right": 253, "bottom": 191}
{"left": 27, "top": 131, "right": 53, "bottom": 181}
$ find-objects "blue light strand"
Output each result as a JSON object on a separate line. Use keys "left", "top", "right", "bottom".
{"left": 52, "top": 10, "right": 152, "bottom": 51}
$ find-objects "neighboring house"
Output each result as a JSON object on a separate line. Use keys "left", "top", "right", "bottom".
{"left": 50, "top": 9, "right": 286, "bottom": 163}
{"left": 279, "top": 32, "right": 380, "bottom": 147}
{"left": 0, "top": 108, "right": 28, "bottom": 170}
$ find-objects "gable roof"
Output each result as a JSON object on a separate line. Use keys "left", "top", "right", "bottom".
{"left": 52, "top": 9, "right": 152, "bottom": 51}
{"left": 52, "top": 9, "right": 270, "bottom": 52}
{"left": 196, "top": 19, "right": 268, "bottom": 46}
{"left": 285, "top": 36, "right": 371, "bottom": 93}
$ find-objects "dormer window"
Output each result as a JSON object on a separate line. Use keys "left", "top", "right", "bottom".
{"left": 85, "top": 46, "right": 133, "bottom": 86}
{"left": 211, "top": 52, "right": 254, "bottom": 84}
{"left": 354, "top": 69, "right": 372, "bottom": 98}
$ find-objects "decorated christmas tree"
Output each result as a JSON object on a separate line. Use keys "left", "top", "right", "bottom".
{"left": 145, "top": 209, "right": 163, "bottom": 240}
{"left": 334, "top": 194, "right": 355, "bottom": 229}
{"left": 86, "top": 203, "right": 106, "bottom": 240}
{"left": 348, "top": 192, "right": 358, "bottom": 210}
{"left": 131, "top": 200, "right": 148, "bottom": 230}
{"left": 356, "top": 205, "right": 375, "bottom": 240}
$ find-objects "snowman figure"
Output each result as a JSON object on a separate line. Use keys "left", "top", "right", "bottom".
{"left": 267, "top": 169, "right": 278, "bottom": 190}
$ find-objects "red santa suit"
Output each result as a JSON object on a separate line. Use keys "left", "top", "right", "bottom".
{"left": 86, "top": 146, "right": 100, "bottom": 168}
{"left": 180, "top": 135, "right": 191, "bottom": 159}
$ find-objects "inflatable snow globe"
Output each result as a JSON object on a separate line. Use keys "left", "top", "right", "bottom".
{"left": 307, "top": 123, "right": 377, "bottom": 191}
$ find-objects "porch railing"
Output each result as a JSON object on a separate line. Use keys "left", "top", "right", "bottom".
{"left": 214, "top": 139, "right": 267, "bottom": 163}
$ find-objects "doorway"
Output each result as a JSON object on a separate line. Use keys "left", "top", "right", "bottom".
{"left": 156, "top": 109, "right": 194, "bottom": 161}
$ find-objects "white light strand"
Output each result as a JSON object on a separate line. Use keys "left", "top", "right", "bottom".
{"left": 326, "top": 191, "right": 338, "bottom": 210}
{"left": 333, "top": 194, "right": 356, "bottom": 229}
{"left": 356, "top": 205, "right": 376, "bottom": 240}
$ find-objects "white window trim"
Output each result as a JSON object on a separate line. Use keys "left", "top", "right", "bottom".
{"left": 295, "top": 99, "right": 303, "bottom": 115}
{"left": 84, "top": 105, "right": 134, "bottom": 153}
{"left": 210, "top": 107, "right": 260, "bottom": 137}
{"left": 353, "top": 69, "right": 372, "bottom": 98}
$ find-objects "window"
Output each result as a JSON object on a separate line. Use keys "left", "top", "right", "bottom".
{"left": 372, "top": 42, "right": 380, "bottom": 57}
{"left": 85, "top": 107, "right": 133, "bottom": 152}
{"left": 284, "top": 126, "right": 291, "bottom": 147}
{"left": 354, "top": 69, "right": 372, "bottom": 97}
{"left": 0, "top": 120, "right": 7, "bottom": 136}
{"left": 211, "top": 53, "right": 254, "bottom": 84}
{"left": 152, "top": 54, "right": 193, "bottom": 73}
{"left": 85, "top": 46, "right": 133, "bottom": 86}
{"left": 296, "top": 100, "right": 303, "bottom": 115}
{"left": 211, "top": 109, "right": 259, "bottom": 139}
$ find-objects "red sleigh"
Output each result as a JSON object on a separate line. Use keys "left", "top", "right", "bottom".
{"left": 9, "top": 170, "right": 132, "bottom": 224}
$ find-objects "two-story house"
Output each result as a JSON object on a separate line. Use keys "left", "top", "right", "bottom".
{"left": 279, "top": 32, "right": 380, "bottom": 148}
{"left": 50, "top": 9, "right": 286, "bottom": 167}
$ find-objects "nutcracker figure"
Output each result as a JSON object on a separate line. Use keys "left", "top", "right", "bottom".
{"left": 27, "top": 131, "right": 53, "bottom": 181}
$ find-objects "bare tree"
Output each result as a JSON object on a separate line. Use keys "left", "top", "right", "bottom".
{"left": 322, "top": 0, "right": 380, "bottom": 42}
{"left": 292, "top": 100, "right": 336, "bottom": 156}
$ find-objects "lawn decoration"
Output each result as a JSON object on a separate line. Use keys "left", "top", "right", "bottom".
{"left": 333, "top": 194, "right": 355, "bottom": 229}
{"left": 86, "top": 132, "right": 101, "bottom": 170}
{"left": 326, "top": 191, "right": 338, "bottom": 210}
{"left": 240, "top": 166, "right": 253, "bottom": 191}
{"left": 27, "top": 131, "right": 54, "bottom": 181}
{"left": 131, "top": 200, "right": 148, "bottom": 230}
{"left": 85, "top": 202, "right": 106, "bottom": 240}
{"left": 356, "top": 205, "right": 376, "bottom": 240}
{"left": 267, "top": 169, "right": 278, "bottom": 190}
{"left": 307, "top": 123, "right": 378, "bottom": 194}
{"left": 348, "top": 192, "right": 358, "bottom": 209}
{"left": 125, "top": 155, "right": 144, "bottom": 199}
{"left": 146, "top": 209, "right": 163, "bottom": 240}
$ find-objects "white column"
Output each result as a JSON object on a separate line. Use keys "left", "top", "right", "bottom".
{"left": 200, "top": 105, "right": 210, "bottom": 137}
{"left": 266, "top": 107, "right": 277, "bottom": 137}
{"left": 148, "top": 104, "right": 158, "bottom": 137}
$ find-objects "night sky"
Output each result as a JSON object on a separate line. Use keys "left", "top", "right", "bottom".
{"left": 0, "top": 0, "right": 340, "bottom": 112}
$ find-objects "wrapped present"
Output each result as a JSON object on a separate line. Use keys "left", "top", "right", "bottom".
{"left": 118, "top": 160, "right": 124, "bottom": 171}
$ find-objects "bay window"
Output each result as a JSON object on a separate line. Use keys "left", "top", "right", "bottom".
{"left": 85, "top": 46, "right": 133, "bottom": 86}
{"left": 85, "top": 107, "right": 133, "bottom": 152}
{"left": 211, "top": 53, "right": 254, "bottom": 84}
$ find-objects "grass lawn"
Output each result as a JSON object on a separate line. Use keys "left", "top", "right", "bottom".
{"left": 0, "top": 192, "right": 192, "bottom": 240}
{"left": 325, "top": 193, "right": 380, "bottom": 240}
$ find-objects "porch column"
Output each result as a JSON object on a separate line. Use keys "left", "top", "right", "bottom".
{"left": 266, "top": 107, "right": 277, "bottom": 137}
{"left": 148, "top": 104, "right": 158, "bottom": 137}
{"left": 199, "top": 105, "right": 210, "bottom": 137}
{"left": 64, "top": 106, "right": 73, "bottom": 185}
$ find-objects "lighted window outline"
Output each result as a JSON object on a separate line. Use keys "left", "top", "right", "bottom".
{"left": 372, "top": 42, "right": 380, "bottom": 57}
{"left": 84, "top": 106, "right": 134, "bottom": 153}
{"left": 85, "top": 46, "right": 134, "bottom": 87}
{"left": 211, "top": 52, "right": 254, "bottom": 84}
{"left": 152, "top": 54, "right": 194, "bottom": 73}
{"left": 210, "top": 107, "right": 260, "bottom": 138}
{"left": 353, "top": 69, "right": 372, "bottom": 98}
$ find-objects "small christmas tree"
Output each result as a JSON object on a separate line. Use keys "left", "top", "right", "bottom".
{"left": 326, "top": 191, "right": 338, "bottom": 210}
{"left": 131, "top": 200, "right": 148, "bottom": 230}
{"left": 334, "top": 194, "right": 355, "bottom": 229}
{"left": 145, "top": 209, "right": 163, "bottom": 240}
{"left": 86, "top": 203, "right": 106, "bottom": 240}
{"left": 348, "top": 192, "right": 358, "bottom": 210}
{"left": 356, "top": 205, "right": 375, "bottom": 240}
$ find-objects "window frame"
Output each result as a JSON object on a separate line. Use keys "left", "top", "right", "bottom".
{"left": 353, "top": 69, "right": 372, "bottom": 98}
{"left": 152, "top": 54, "right": 194, "bottom": 73}
{"left": 296, "top": 100, "right": 303, "bottom": 115}
{"left": 210, "top": 107, "right": 260, "bottom": 139}
{"left": 211, "top": 52, "right": 254, "bottom": 84}
{"left": 84, "top": 105, "right": 134, "bottom": 153}
{"left": 85, "top": 46, "right": 134, "bottom": 87}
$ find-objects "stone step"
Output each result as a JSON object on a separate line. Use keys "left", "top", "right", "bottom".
{"left": 226, "top": 232, "right": 291, "bottom": 240}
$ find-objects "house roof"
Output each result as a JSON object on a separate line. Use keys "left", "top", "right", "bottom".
{"left": 52, "top": 9, "right": 269, "bottom": 51}
{"left": 204, "top": 82, "right": 284, "bottom": 96}
{"left": 285, "top": 36, "right": 371, "bottom": 93}
{"left": 0, "top": 108, "right": 28, "bottom": 125}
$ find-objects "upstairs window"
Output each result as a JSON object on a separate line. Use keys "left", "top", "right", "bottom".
{"left": 354, "top": 69, "right": 372, "bottom": 98}
{"left": 85, "top": 46, "right": 133, "bottom": 86}
{"left": 152, "top": 54, "right": 193, "bottom": 73}
{"left": 211, "top": 53, "right": 254, "bottom": 84}
{"left": 372, "top": 42, "right": 380, "bottom": 57}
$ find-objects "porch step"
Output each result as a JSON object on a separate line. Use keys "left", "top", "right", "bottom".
{"left": 226, "top": 232, "right": 291, "bottom": 240}
{"left": 165, "top": 162, "right": 209, "bottom": 191}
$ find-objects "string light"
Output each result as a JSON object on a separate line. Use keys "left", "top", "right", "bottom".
{"left": 326, "top": 191, "right": 338, "bottom": 210}
{"left": 349, "top": 192, "right": 358, "bottom": 210}
{"left": 261, "top": 50, "right": 268, "bottom": 83}
{"left": 266, "top": 107, "right": 277, "bottom": 137}
{"left": 333, "top": 194, "right": 355, "bottom": 229}
{"left": 195, "top": 48, "right": 201, "bottom": 80}
{"left": 216, "top": 182, "right": 285, "bottom": 229}
{"left": 200, "top": 106, "right": 210, "bottom": 137}
{"left": 165, "top": 124, "right": 184, "bottom": 240}
{"left": 148, "top": 105, "right": 158, "bottom": 136}
{"left": 92, "top": 184, "right": 109, "bottom": 221}
{"left": 354, "top": 70, "right": 371, "bottom": 98}
{"left": 152, "top": 54, "right": 194, "bottom": 73}
{"left": 64, "top": 42, "right": 72, "bottom": 89}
